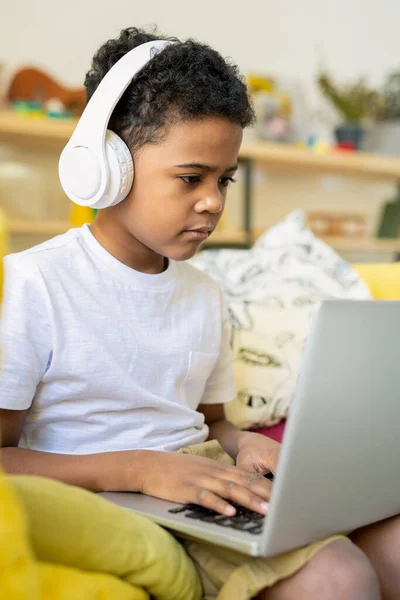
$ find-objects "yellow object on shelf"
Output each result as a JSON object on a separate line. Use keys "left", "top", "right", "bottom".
{"left": 247, "top": 74, "right": 275, "bottom": 93}
{"left": 69, "top": 204, "right": 96, "bottom": 227}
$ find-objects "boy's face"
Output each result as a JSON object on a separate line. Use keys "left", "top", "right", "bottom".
{"left": 113, "top": 116, "right": 243, "bottom": 262}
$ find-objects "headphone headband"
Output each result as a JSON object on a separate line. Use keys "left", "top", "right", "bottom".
{"left": 59, "top": 40, "right": 173, "bottom": 207}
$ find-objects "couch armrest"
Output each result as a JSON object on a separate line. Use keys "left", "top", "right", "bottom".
{"left": 353, "top": 263, "right": 400, "bottom": 300}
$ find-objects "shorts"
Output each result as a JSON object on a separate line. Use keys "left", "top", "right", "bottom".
{"left": 177, "top": 440, "right": 346, "bottom": 600}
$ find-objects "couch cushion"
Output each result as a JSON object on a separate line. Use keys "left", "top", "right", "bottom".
{"left": 353, "top": 262, "right": 400, "bottom": 300}
{"left": 10, "top": 474, "right": 201, "bottom": 600}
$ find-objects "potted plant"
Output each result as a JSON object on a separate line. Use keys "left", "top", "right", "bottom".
{"left": 317, "top": 72, "right": 381, "bottom": 149}
{"left": 362, "top": 71, "right": 400, "bottom": 155}
{"left": 364, "top": 71, "right": 400, "bottom": 238}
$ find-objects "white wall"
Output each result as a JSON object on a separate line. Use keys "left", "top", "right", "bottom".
{"left": 1, "top": 0, "right": 400, "bottom": 116}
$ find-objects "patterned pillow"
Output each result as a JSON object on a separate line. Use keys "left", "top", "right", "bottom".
{"left": 191, "top": 211, "right": 371, "bottom": 429}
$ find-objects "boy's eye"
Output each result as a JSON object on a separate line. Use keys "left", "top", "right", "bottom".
{"left": 219, "top": 176, "right": 236, "bottom": 187}
{"left": 180, "top": 175, "right": 236, "bottom": 187}
{"left": 181, "top": 175, "right": 202, "bottom": 185}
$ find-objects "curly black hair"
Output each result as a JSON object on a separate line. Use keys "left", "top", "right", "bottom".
{"left": 84, "top": 27, "right": 255, "bottom": 152}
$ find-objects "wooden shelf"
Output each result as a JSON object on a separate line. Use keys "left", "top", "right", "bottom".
{"left": 252, "top": 228, "right": 400, "bottom": 253}
{"left": 9, "top": 220, "right": 69, "bottom": 235}
{"left": 209, "top": 229, "right": 400, "bottom": 253}
{"left": 240, "top": 141, "right": 400, "bottom": 182}
{"left": 2, "top": 110, "right": 400, "bottom": 255}
{"left": 0, "top": 110, "right": 77, "bottom": 150}
{"left": 317, "top": 235, "right": 400, "bottom": 253}
{"left": 203, "top": 230, "right": 248, "bottom": 246}
{"left": 1, "top": 111, "right": 400, "bottom": 181}
{"left": 7, "top": 220, "right": 400, "bottom": 253}
{"left": 8, "top": 222, "right": 250, "bottom": 245}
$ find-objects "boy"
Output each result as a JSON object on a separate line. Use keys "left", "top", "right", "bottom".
{"left": 0, "top": 27, "right": 398, "bottom": 600}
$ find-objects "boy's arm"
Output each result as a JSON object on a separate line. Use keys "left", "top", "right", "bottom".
{"left": 1, "top": 407, "right": 272, "bottom": 516}
{"left": 0, "top": 407, "right": 149, "bottom": 491}
{"left": 198, "top": 294, "right": 280, "bottom": 473}
{"left": 0, "top": 258, "right": 52, "bottom": 412}
{"left": 0, "top": 259, "right": 148, "bottom": 493}
{"left": 198, "top": 403, "right": 250, "bottom": 458}
{"left": 198, "top": 403, "right": 280, "bottom": 474}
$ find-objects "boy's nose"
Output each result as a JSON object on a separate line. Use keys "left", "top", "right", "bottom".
{"left": 195, "top": 191, "right": 223, "bottom": 214}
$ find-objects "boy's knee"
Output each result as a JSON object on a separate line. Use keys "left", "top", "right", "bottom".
{"left": 310, "top": 539, "right": 380, "bottom": 599}
{"left": 258, "top": 540, "right": 381, "bottom": 600}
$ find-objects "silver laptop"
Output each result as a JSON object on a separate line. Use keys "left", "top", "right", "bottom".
{"left": 101, "top": 300, "right": 400, "bottom": 557}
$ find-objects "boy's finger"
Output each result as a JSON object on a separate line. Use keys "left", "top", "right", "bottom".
{"left": 237, "top": 450, "right": 280, "bottom": 475}
{"left": 206, "top": 477, "right": 270, "bottom": 515}
{"left": 242, "top": 472, "right": 273, "bottom": 501}
{"left": 219, "top": 468, "right": 272, "bottom": 501}
{"left": 192, "top": 487, "right": 237, "bottom": 516}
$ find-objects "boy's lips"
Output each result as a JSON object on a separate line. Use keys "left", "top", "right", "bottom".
{"left": 182, "top": 225, "right": 214, "bottom": 241}
{"left": 182, "top": 230, "right": 210, "bottom": 240}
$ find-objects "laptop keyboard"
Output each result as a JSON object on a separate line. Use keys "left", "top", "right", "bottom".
{"left": 168, "top": 502, "right": 265, "bottom": 535}
{"left": 168, "top": 472, "right": 273, "bottom": 535}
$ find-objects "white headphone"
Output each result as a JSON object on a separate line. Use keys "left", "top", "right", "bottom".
{"left": 59, "top": 40, "right": 172, "bottom": 209}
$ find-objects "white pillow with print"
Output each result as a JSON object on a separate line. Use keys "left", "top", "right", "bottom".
{"left": 191, "top": 211, "right": 371, "bottom": 429}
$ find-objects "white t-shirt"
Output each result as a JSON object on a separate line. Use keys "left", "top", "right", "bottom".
{"left": 0, "top": 225, "right": 236, "bottom": 454}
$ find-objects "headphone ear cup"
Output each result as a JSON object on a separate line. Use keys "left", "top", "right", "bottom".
{"left": 91, "top": 130, "right": 134, "bottom": 209}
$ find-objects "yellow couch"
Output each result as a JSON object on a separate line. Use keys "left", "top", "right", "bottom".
{"left": 353, "top": 263, "right": 400, "bottom": 300}
{"left": 1, "top": 467, "right": 202, "bottom": 600}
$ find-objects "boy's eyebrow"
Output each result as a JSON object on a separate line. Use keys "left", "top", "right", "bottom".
{"left": 175, "top": 162, "right": 238, "bottom": 172}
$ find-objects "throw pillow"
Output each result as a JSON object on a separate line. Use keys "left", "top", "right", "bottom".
{"left": 191, "top": 211, "right": 371, "bottom": 429}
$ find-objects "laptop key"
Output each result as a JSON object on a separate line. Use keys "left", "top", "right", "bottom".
{"left": 185, "top": 511, "right": 227, "bottom": 523}
{"left": 169, "top": 502, "right": 265, "bottom": 535}
{"left": 168, "top": 505, "right": 188, "bottom": 514}
{"left": 197, "top": 514, "right": 228, "bottom": 523}
{"left": 246, "top": 525, "right": 263, "bottom": 534}
{"left": 230, "top": 521, "right": 261, "bottom": 532}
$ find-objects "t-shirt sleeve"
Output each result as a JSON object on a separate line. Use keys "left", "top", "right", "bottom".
{"left": 0, "top": 257, "right": 52, "bottom": 410}
{"left": 200, "top": 295, "right": 237, "bottom": 405}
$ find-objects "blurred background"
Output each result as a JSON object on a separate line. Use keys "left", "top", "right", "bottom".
{"left": 1, "top": 0, "right": 400, "bottom": 261}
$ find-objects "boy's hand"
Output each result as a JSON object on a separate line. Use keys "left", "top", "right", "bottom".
{"left": 236, "top": 432, "right": 280, "bottom": 476}
{"left": 136, "top": 451, "right": 271, "bottom": 516}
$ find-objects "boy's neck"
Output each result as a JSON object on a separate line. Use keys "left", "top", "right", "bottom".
{"left": 89, "top": 216, "right": 167, "bottom": 275}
